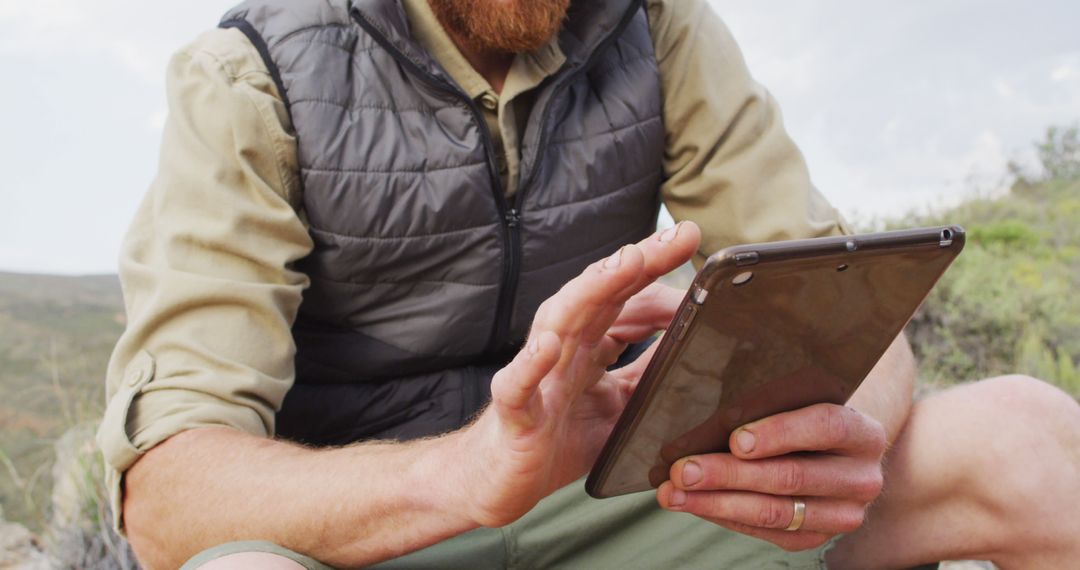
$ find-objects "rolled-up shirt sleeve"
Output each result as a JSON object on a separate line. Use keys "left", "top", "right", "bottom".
{"left": 96, "top": 28, "right": 311, "bottom": 532}
{"left": 648, "top": 0, "right": 851, "bottom": 267}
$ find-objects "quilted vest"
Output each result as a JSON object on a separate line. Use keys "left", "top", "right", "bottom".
{"left": 220, "top": 0, "right": 664, "bottom": 445}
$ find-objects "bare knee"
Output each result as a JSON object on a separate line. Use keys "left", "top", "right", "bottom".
{"left": 964, "top": 374, "right": 1080, "bottom": 458}
{"left": 938, "top": 375, "right": 1078, "bottom": 471}
{"left": 832, "top": 378, "right": 1079, "bottom": 567}
{"left": 196, "top": 552, "right": 307, "bottom": 570}
{"left": 971, "top": 373, "right": 1078, "bottom": 411}
{"left": 928, "top": 375, "right": 1080, "bottom": 550}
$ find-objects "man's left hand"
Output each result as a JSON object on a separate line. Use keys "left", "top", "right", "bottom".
{"left": 657, "top": 403, "right": 888, "bottom": 551}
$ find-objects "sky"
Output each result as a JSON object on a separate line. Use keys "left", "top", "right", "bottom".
{"left": 0, "top": 0, "right": 1078, "bottom": 275}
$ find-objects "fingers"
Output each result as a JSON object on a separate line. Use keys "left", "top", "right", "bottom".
{"left": 658, "top": 483, "right": 868, "bottom": 535}
{"left": 587, "top": 335, "right": 629, "bottom": 372}
{"left": 503, "top": 223, "right": 698, "bottom": 427}
{"left": 629, "top": 221, "right": 701, "bottom": 291}
{"left": 564, "top": 335, "right": 628, "bottom": 394}
{"left": 578, "top": 222, "right": 699, "bottom": 344}
{"left": 652, "top": 401, "right": 886, "bottom": 552}
{"left": 669, "top": 453, "right": 884, "bottom": 503}
{"left": 730, "top": 404, "right": 888, "bottom": 460}
{"left": 530, "top": 222, "right": 700, "bottom": 350}
{"left": 490, "top": 331, "right": 561, "bottom": 432}
{"left": 600, "top": 221, "right": 699, "bottom": 345}
{"left": 607, "top": 283, "right": 686, "bottom": 343}
{"left": 530, "top": 245, "right": 645, "bottom": 349}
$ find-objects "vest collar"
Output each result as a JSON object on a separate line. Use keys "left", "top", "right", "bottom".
{"left": 349, "top": 0, "right": 643, "bottom": 77}
{"left": 559, "top": 0, "right": 643, "bottom": 68}
{"left": 349, "top": 0, "right": 449, "bottom": 82}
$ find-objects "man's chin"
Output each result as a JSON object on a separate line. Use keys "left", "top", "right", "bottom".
{"left": 428, "top": 0, "right": 570, "bottom": 54}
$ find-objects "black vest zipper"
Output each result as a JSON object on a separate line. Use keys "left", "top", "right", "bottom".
{"left": 350, "top": 10, "right": 519, "bottom": 355}
{"left": 351, "top": 4, "right": 641, "bottom": 355}
{"left": 496, "top": 2, "right": 642, "bottom": 351}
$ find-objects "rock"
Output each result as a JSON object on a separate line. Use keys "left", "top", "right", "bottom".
{"left": 45, "top": 423, "right": 139, "bottom": 570}
{"left": 0, "top": 506, "right": 50, "bottom": 570}
{"left": 50, "top": 424, "right": 99, "bottom": 533}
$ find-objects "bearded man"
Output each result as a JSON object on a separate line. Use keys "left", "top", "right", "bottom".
{"left": 99, "top": 0, "right": 1080, "bottom": 568}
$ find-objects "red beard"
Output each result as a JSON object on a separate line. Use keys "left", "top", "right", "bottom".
{"left": 428, "top": 0, "right": 572, "bottom": 54}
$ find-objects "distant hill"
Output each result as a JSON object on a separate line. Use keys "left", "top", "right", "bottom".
{"left": 0, "top": 272, "right": 124, "bottom": 530}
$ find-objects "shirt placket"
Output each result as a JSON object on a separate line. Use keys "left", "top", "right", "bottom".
{"left": 478, "top": 90, "right": 510, "bottom": 192}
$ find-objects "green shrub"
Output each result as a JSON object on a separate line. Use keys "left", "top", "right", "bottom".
{"left": 903, "top": 124, "right": 1080, "bottom": 397}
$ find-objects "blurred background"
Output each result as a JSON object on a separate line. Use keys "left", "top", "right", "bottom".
{"left": 0, "top": 0, "right": 1077, "bottom": 567}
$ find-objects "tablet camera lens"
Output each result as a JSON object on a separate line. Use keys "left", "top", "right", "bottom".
{"left": 940, "top": 228, "right": 954, "bottom": 246}
{"left": 732, "top": 271, "right": 753, "bottom": 286}
{"left": 837, "top": 263, "right": 849, "bottom": 272}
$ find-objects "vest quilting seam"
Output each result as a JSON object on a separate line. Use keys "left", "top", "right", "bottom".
{"left": 536, "top": 114, "right": 662, "bottom": 147}
{"left": 293, "top": 343, "right": 423, "bottom": 376}
{"left": 270, "top": 21, "right": 354, "bottom": 48}
{"left": 521, "top": 225, "right": 651, "bottom": 275}
{"left": 307, "top": 222, "right": 498, "bottom": 241}
{"left": 532, "top": 169, "right": 660, "bottom": 212}
{"left": 590, "top": 34, "right": 654, "bottom": 72}
{"left": 279, "top": 37, "right": 374, "bottom": 56}
{"left": 588, "top": 54, "right": 656, "bottom": 84}
{"left": 289, "top": 97, "right": 446, "bottom": 115}
{"left": 301, "top": 160, "right": 487, "bottom": 175}
{"left": 307, "top": 273, "right": 497, "bottom": 288}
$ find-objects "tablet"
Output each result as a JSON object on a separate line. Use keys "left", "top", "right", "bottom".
{"left": 585, "top": 226, "right": 965, "bottom": 498}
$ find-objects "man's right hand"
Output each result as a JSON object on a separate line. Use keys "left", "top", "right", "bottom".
{"left": 456, "top": 221, "right": 700, "bottom": 527}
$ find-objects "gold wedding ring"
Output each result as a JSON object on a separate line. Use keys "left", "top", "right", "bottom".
{"left": 785, "top": 498, "right": 806, "bottom": 532}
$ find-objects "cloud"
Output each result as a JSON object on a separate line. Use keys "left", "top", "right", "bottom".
{"left": 0, "top": 0, "right": 236, "bottom": 274}
{"left": 0, "top": 0, "right": 234, "bottom": 86}
{"left": 1051, "top": 55, "right": 1080, "bottom": 83}
{"left": 714, "top": 0, "right": 1080, "bottom": 221}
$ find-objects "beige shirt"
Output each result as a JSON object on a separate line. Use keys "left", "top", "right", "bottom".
{"left": 98, "top": 0, "right": 848, "bottom": 531}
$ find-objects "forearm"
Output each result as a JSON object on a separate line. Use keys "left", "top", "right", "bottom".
{"left": 124, "top": 426, "right": 479, "bottom": 569}
{"left": 846, "top": 334, "right": 917, "bottom": 444}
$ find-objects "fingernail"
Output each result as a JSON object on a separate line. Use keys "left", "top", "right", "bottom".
{"left": 735, "top": 429, "right": 756, "bottom": 454}
{"left": 681, "top": 460, "right": 702, "bottom": 487}
{"left": 669, "top": 489, "right": 686, "bottom": 507}
{"left": 603, "top": 247, "right": 623, "bottom": 269}
{"left": 526, "top": 337, "right": 539, "bottom": 357}
{"left": 659, "top": 223, "right": 681, "bottom": 243}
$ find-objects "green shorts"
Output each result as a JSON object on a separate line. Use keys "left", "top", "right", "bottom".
{"left": 182, "top": 479, "right": 832, "bottom": 569}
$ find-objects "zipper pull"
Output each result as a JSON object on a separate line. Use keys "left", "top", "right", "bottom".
{"left": 505, "top": 208, "right": 521, "bottom": 228}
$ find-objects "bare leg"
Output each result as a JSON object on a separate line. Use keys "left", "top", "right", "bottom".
{"left": 196, "top": 552, "right": 307, "bottom": 569}
{"left": 828, "top": 375, "right": 1080, "bottom": 569}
